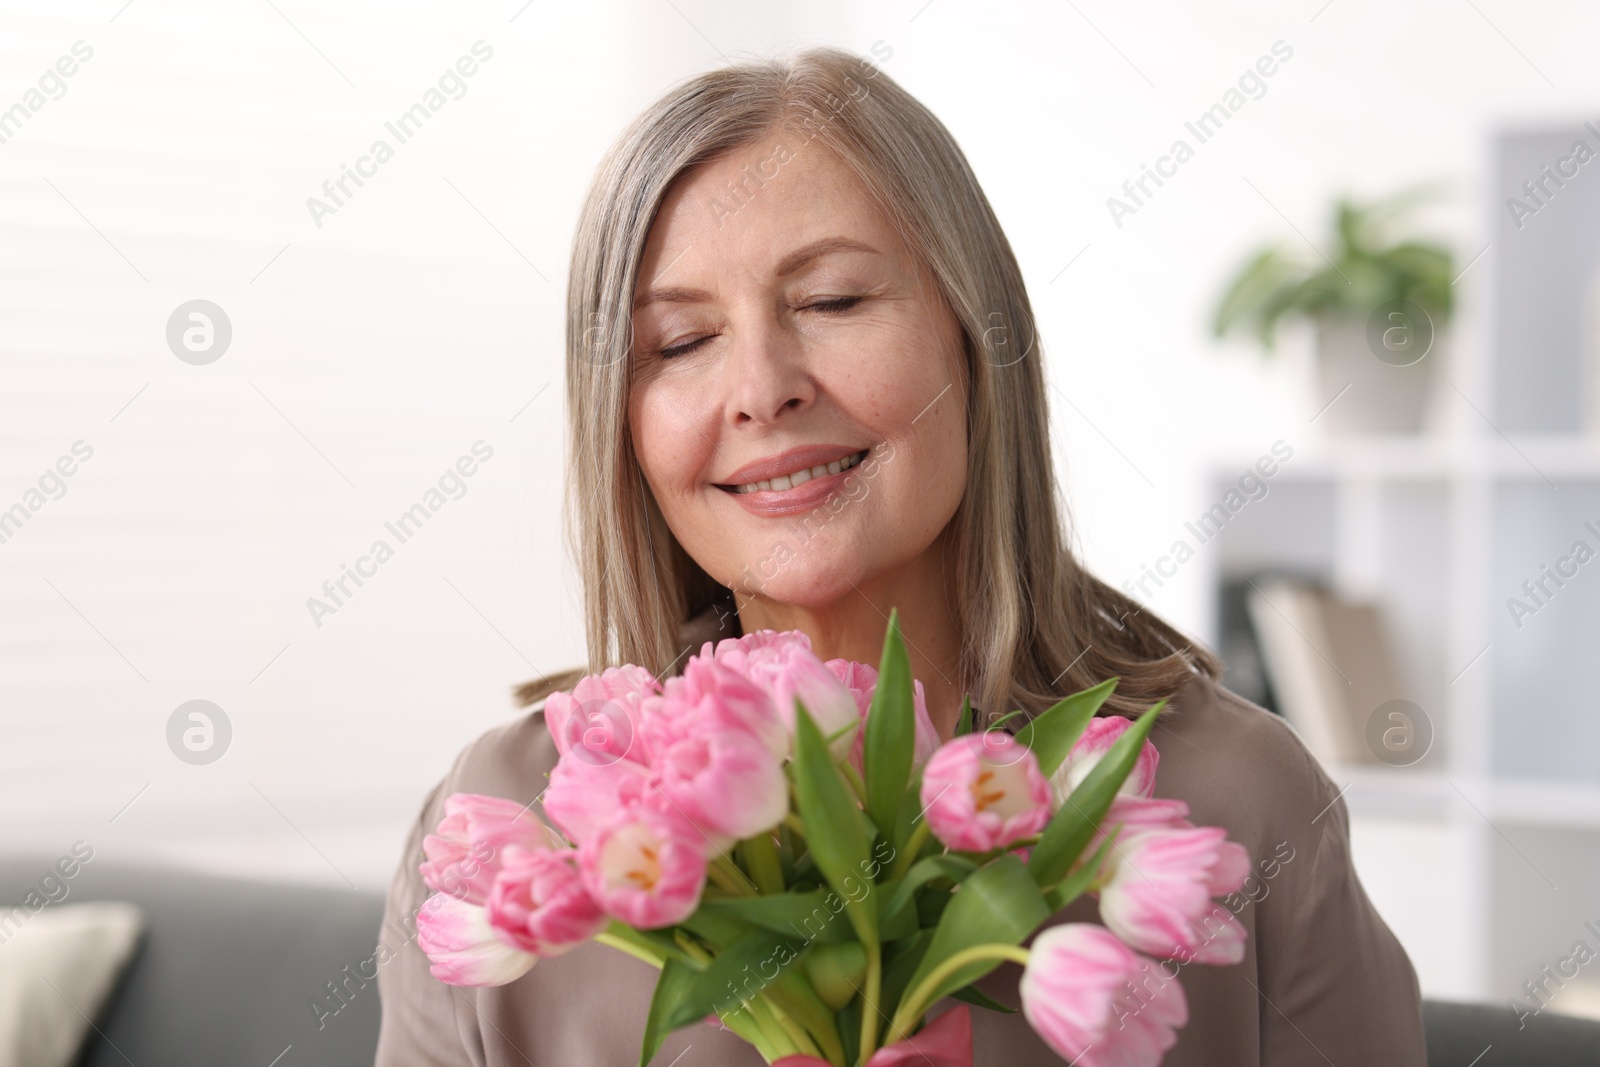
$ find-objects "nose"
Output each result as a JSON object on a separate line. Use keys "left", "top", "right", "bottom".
{"left": 721, "top": 306, "right": 815, "bottom": 427}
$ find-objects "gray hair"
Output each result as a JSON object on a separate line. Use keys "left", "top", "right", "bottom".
{"left": 516, "top": 47, "right": 1219, "bottom": 724}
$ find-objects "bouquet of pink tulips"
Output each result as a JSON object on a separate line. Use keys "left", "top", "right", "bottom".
{"left": 416, "top": 612, "right": 1251, "bottom": 1066}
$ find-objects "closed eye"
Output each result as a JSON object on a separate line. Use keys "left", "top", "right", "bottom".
{"left": 803, "top": 296, "right": 863, "bottom": 314}
{"left": 657, "top": 297, "right": 863, "bottom": 358}
{"left": 659, "top": 334, "right": 717, "bottom": 359}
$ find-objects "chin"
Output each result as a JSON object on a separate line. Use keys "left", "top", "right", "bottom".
{"left": 729, "top": 552, "right": 869, "bottom": 609}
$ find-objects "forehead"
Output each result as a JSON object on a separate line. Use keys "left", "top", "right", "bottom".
{"left": 636, "top": 135, "right": 904, "bottom": 292}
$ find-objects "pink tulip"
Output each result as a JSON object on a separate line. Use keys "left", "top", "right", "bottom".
{"left": 712, "top": 630, "right": 860, "bottom": 758}
{"left": 919, "top": 733, "right": 1052, "bottom": 852}
{"left": 908, "top": 684, "right": 940, "bottom": 767}
{"left": 1097, "top": 826, "right": 1251, "bottom": 965}
{"left": 828, "top": 658, "right": 875, "bottom": 708}
{"left": 1104, "top": 794, "right": 1192, "bottom": 831}
{"left": 909, "top": 680, "right": 942, "bottom": 765}
{"left": 415, "top": 891, "right": 538, "bottom": 987}
{"left": 420, "top": 793, "right": 556, "bottom": 905}
{"left": 1067, "top": 791, "right": 1186, "bottom": 866}
{"left": 486, "top": 845, "right": 607, "bottom": 957}
{"left": 644, "top": 656, "right": 789, "bottom": 760}
{"left": 648, "top": 724, "right": 789, "bottom": 846}
{"left": 1050, "top": 714, "right": 1160, "bottom": 813}
{"left": 579, "top": 806, "right": 707, "bottom": 929}
{"left": 1066, "top": 795, "right": 1193, "bottom": 899}
{"left": 827, "top": 658, "right": 941, "bottom": 771}
{"left": 858, "top": 1003, "right": 972, "bottom": 1067}
{"left": 774, "top": 1004, "right": 973, "bottom": 1067}
{"left": 543, "top": 664, "right": 658, "bottom": 765}
{"left": 542, "top": 755, "right": 650, "bottom": 845}
{"left": 1020, "top": 923, "right": 1187, "bottom": 1067}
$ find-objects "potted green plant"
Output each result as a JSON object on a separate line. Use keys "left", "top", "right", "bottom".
{"left": 1211, "top": 186, "right": 1456, "bottom": 434}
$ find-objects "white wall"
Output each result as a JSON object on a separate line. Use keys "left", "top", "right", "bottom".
{"left": 3, "top": 0, "right": 1597, "bottom": 910}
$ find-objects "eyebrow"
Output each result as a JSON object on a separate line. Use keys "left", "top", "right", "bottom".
{"left": 632, "top": 236, "right": 881, "bottom": 310}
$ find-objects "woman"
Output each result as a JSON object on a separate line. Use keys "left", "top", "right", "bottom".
{"left": 375, "top": 47, "right": 1426, "bottom": 1065}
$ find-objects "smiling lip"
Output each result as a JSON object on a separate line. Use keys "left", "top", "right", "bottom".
{"left": 717, "top": 445, "right": 866, "bottom": 488}
{"left": 716, "top": 445, "right": 872, "bottom": 517}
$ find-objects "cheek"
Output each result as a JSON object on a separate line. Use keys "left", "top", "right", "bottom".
{"left": 896, "top": 409, "right": 967, "bottom": 528}
{"left": 829, "top": 328, "right": 950, "bottom": 425}
{"left": 628, "top": 393, "right": 664, "bottom": 488}
{"left": 851, "top": 329, "right": 967, "bottom": 492}
{"left": 631, "top": 386, "right": 697, "bottom": 493}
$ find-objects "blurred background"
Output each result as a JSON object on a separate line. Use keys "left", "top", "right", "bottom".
{"left": 5, "top": 0, "right": 1600, "bottom": 1028}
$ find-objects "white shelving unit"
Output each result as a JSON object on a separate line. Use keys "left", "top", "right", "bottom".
{"left": 1196, "top": 431, "right": 1600, "bottom": 1007}
{"left": 1176, "top": 120, "right": 1600, "bottom": 1011}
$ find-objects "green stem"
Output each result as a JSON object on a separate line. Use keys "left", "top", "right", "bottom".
{"left": 741, "top": 832, "right": 786, "bottom": 896}
{"left": 857, "top": 947, "right": 882, "bottom": 1062}
{"left": 890, "top": 943, "right": 1032, "bottom": 1036}
{"left": 717, "top": 1006, "right": 773, "bottom": 1057}
{"left": 746, "top": 996, "right": 800, "bottom": 1057}
{"left": 783, "top": 812, "right": 807, "bottom": 838}
{"left": 770, "top": 969, "right": 848, "bottom": 1065}
{"left": 889, "top": 820, "right": 932, "bottom": 881}
{"left": 672, "top": 930, "right": 713, "bottom": 968}
{"left": 765, "top": 997, "right": 822, "bottom": 1059}
{"left": 840, "top": 760, "right": 868, "bottom": 803}
{"left": 727, "top": 1005, "right": 780, "bottom": 1062}
{"left": 593, "top": 931, "right": 663, "bottom": 969}
{"left": 708, "top": 855, "right": 754, "bottom": 896}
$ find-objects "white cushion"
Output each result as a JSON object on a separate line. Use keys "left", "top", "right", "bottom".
{"left": 0, "top": 902, "right": 145, "bottom": 1067}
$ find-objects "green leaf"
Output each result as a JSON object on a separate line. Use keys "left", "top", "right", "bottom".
{"left": 878, "top": 928, "right": 934, "bottom": 1022}
{"left": 767, "top": 965, "right": 848, "bottom": 1065}
{"left": 916, "top": 888, "right": 952, "bottom": 929}
{"left": 987, "top": 708, "right": 1029, "bottom": 731}
{"left": 887, "top": 768, "right": 927, "bottom": 856}
{"left": 882, "top": 854, "right": 977, "bottom": 919}
{"left": 838, "top": 997, "right": 863, "bottom": 1065}
{"left": 1212, "top": 184, "right": 1455, "bottom": 355}
{"left": 1044, "top": 827, "right": 1119, "bottom": 911}
{"left": 899, "top": 854, "right": 1050, "bottom": 1012}
{"left": 700, "top": 890, "right": 834, "bottom": 939}
{"left": 949, "top": 982, "right": 1017, "bottom": 1013}
{"left": 662, "top": 927, "right": 805, "bottom": 1032}
{"left": 604, "top": 920, "right": 696, "bottom": 966}
{"left": 701, "top": 884, "right": 883, "bottom": 946}
{"left": 862, "top": 609, "right": 915, "bottom": 842}
{"left": 638, "top": 958, "right": 699, "bottom": 1067}
{"left": 1212, "top": 246, "right": 1306, "bottom": 349}
{"left": 875, "top": 876, "right": 921, "bottom": 942}
{"left": 792, "top": 701, "right": 879, "bottom": 951}
{"left": 679, "top": 907, "right": 756, "bottom": 951}
{"left": 777, "top": 818, "right": 799, "bottom": 882}
{"left": 1028, "top": 698, "right": 1166, "bottom": 887}
{"left": 1012, "top": 677, "right": 1119, "bottom": 778}
{"left": 954, "top": 693, "right": 974, "bottom": 737}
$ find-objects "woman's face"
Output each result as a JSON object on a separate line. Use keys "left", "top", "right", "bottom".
{"left": 628, "top": 130, "right": 969, "bottom": 610}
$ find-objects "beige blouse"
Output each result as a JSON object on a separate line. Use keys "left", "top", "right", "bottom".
{"left": 374, "top": 666, "right": 1427, "bottom": 1065}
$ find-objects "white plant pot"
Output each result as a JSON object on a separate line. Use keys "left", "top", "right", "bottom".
{"left": 1313, "top": 315, "right": 1443, "bottom": 435}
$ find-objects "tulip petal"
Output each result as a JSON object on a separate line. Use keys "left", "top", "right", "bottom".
{"left": 1020, "top": 924, "right": 1187, "bottom": 1067}
{"left": 919, "top": 733, "right": 1053, "bottom": 852}
{"left": 416, "top": 892, "right": 537, "bottom": 987}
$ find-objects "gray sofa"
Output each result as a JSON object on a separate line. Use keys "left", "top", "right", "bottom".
{"left": 4, "top": 854, "right": 1599, "bottom": 1066}
{"left": 1, "top": 855, "right": 383, "bottom": 1067}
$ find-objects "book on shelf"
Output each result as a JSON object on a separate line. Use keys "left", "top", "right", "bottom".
{"left": 1216, "top": 575, "right": 1279, "bottom": 714}
{"left": 1233, "top": 573, "right": 1411, "bottom": 768}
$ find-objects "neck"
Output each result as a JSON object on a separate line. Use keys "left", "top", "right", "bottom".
{"left": 734, "top": 526, "right": 967, "bottom": 742}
